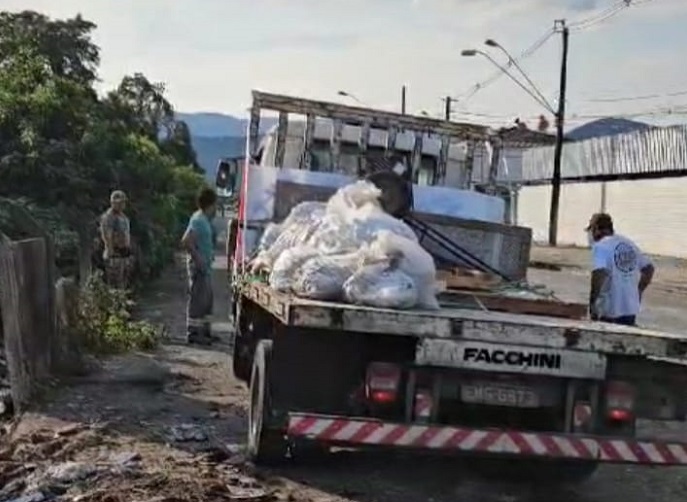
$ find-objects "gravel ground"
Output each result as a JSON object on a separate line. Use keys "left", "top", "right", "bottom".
{"left": 3, "top": 246, "right": 687, "bottom": 502}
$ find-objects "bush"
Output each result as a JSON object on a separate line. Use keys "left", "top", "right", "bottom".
{"left": 75, "top": 272, "right": 161, "bottom": 354}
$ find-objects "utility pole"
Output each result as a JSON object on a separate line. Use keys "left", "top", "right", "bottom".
{"left": 444, "top": 96, "right": 452, "bottom": 120}
{"left": 548, "top": 19, "right": 569, "bottom": 246}
{"left": 401, "top": 85, "right": 407, "bottom": 114}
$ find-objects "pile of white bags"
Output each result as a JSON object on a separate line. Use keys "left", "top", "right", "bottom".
{"left": 251, "top": 181, "right": 440, "bottom": 310}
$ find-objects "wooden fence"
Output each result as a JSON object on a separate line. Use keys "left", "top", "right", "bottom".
{"left": 0, "top": 201, "right": 83, "bottom": 413}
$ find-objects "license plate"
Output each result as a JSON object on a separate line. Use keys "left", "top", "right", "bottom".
{"left": 461, "top": 383, "right": 539, "bottom": 408}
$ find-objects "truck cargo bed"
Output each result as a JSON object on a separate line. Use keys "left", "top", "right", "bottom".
{"left": 242, "top": 281, "right": 687, "bottom": 359}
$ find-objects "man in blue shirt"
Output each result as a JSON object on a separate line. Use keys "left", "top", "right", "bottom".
{"left": 181, "top": 187, "right": 218, "bottom": 345}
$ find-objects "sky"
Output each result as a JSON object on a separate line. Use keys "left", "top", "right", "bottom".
{"left": 2, "top": 0, "right": 687, "bottom": 128}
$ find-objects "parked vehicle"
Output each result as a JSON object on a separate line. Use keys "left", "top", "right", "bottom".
{"left": 229, "top": 91, "right": 687, "bottom": 483}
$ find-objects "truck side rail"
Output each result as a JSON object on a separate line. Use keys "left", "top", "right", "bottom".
{"left": 241, "top": 281, "right": 687, "bottom": 359}
{"left": 247, "top": 90, "right": 558, "bottom": 185}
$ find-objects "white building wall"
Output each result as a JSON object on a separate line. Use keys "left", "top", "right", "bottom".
{"left": 517, "top": 177, "right": 687, "bottom": 258}
{"left": 517, "top": 183, "right": 603, "bottom": 246}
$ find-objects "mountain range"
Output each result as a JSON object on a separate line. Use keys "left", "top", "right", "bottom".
{"left": 180, "top": 111, "right": 652, "bottom": 182}
{"left": 565, "top": 117, "right": 652, "bottom": 141}
{"left": 177, "top": 113, "right": 277, "bottom": 182}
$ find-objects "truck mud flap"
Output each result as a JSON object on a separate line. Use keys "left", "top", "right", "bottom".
{"left": 287, "top": 412, "right": 687, "bottom": 466}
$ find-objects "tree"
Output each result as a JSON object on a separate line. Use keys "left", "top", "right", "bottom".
{"left": 106, "top": 73, "right": 175, "bottom": 140}
{"left": 162, "top": 120, "right": 202, "bottom": 171}
{"left": 0, "top": 11, "right": 99, "bottom": 85}
{"left": 0, "top": 10, "right": 206, "bottom": 281}
{"left": 0, "top": 45, "right": 97, "bottom": 210}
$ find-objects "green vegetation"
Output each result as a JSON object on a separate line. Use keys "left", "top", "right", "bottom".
{"left": 0, "top": 10, "right": 207, "bottom": 352}
{"left": 75, "top": 272, "right": 161, "bottom": 354}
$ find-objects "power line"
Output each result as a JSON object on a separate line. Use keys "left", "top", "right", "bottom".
{"left": 569, "top": 0, "right": 657, "bottom": 33}
{"left": 450, "top": 102, "right": 687, "bottom": 122}
{"left": 457, "top": 0, "right": 653, "bottom": 104}
{"left": 456, "top": 28, "right": 556, "bottom": 103}
{"left": 586, "top": 89, "right": 687, "bottom": 103}
{"left": 571, "top": 106, "right": 687, "bottom": 120}
{"left": 568, "top": 1, "right": 629, "bottom": 32}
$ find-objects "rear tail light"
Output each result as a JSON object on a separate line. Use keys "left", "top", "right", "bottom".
{"left": 365, "top": 362, "right": 401, "bottom": 404}
{"left": 606, "top": 381, "right": 635, "bottom": 422}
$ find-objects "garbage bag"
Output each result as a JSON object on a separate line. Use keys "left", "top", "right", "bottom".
{"left": 343, "top": 262, "right": 418, "bottom": 309}
{"left": 269, "top": 246, "right": 321, "bottom": 292}
{"left": 252, "top": 202, "right": 326, "bottom": 271}
{"left": 258, "top": 222, "right": 283, "bottom": 252}
{"left": 306, "top": 196, "right": 417, "bottom": 256}
{"left": 366, "top": 230, "right": 440, "bottom": 310}
{"left": 326, "top": 180, "right": 382, "bottom": 216}
{"left": 292, "top": 252, "right": 362, "bottom": 300}
{"left": 348, "top": 203, "right": 418, "bottom": 244}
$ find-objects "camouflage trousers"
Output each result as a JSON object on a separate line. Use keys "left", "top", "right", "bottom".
{"left": 105, "top": 256, "right": 133, "bottom": 290}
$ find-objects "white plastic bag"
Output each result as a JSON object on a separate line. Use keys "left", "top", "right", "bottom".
{"left": 305, "top": 213, "right": 358, "bottom": 255}
{"left": 251, "top": 201, "right": 326, "bottom": 272}
{"left": 258, "top": 222, "right": 283, "bottom": 252}
{"left": 292, "top": 252, "right": 362, "bottom": 300}
{"left": 306, "top": 198, "right": 417, "bottom": 256}
{"left": 283, "top": 201, "right": 327, "bottom": 226}
{"left": 326, "top": 180, "right": 382, "bottom": 217}
{"left": 343, "top": 262, "right": 418, "bottom": 309}
{"left": 268, "top": 246, "right": 321, "bottom": 292}
{"left": 349, "top": 203, "right": 418, "bottom": 244}
{"left": 252, "top": 203, "right": 326, "bottom": 271}
{"left": 366, "top": 230, "right": 440, "bottom": 310}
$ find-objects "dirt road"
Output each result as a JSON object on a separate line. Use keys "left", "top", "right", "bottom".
{"left": 3, "top": 248, "right": 687, "bottom": 502}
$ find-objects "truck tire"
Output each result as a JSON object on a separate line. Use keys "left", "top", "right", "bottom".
{"left": 231, "top": 334, "right": 252, "bottom": 383}
{"left": 247, "top": 340, "right": 288, "bottom": 465}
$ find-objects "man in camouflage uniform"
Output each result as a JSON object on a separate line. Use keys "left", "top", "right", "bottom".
{"left": 100, "top": 190, "right": 133, "bottom": 289}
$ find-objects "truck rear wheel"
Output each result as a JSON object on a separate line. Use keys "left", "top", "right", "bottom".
{"left": 247, "top": 340, "right": 288, "bottom": 465}
{"left": 231, "top": 334, "right": 252, "bottom": 382}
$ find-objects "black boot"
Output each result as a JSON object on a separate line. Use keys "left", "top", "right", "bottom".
{"left": 187, "top": 325, "right": 213, "bottom": 346}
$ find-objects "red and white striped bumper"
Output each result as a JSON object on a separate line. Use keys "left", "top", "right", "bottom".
{"left": 288, "top": 413, "right": 687, "bottom": 466}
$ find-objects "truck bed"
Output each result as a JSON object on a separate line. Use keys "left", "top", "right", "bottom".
{"left": 242, "top": 281, "right": 687, "bottom": 359}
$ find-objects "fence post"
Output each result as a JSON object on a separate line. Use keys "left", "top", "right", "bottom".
{"left": 0, "top": 238, "right": 53, "bottom": 412}
{"left": 54, "top": 276, "right": 86, "bottom": 375}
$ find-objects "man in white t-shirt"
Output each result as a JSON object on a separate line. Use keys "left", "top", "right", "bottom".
{"left": 586, "top": 213, "right": 654, "bottom": 326}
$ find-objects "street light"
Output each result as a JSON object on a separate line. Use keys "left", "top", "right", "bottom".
{"left": 461, "top": 49, "right": 554, "bottom": 114}
{"left": 337, "top": 90, "right": 364, "bottom": 105}
{"left": 483, "top": 39, "right": 553, "bottom": 112}
{"left": 463, "top": 26, "right": 570, "bottom": 246}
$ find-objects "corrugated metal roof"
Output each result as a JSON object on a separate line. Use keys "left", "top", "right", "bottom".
{"left": 520, "top": 125, "right": 687, "bottom": 182}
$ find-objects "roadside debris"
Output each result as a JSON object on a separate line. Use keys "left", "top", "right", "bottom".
{"left": 1, "top": 348, "right": 13, "bottom": 417}
{"left": 168, "top": 423, "right": 208, "bottom": 442}
{"left": 0, "top": 420, "right": 279, "bottom": 502}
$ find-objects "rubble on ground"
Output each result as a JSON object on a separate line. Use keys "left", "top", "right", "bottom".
{"left": 0, "top": 346, "right": 13, "bottom": 417}
{"left": 0, "top": 420, "right": 280, "bottom": 502}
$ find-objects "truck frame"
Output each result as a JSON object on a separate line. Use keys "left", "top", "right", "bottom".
{"left": 231, "top": 91, "right": 687, "bottom": 481}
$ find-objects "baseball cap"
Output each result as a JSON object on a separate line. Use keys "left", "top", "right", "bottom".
{"left": 585, "top": 212, "right": 613, "bottom": 231}
{"left": 110, "top": 190, "right": 127, "bottom": 203}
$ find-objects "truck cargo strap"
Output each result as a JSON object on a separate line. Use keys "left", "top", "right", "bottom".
{"left": 287, "top": 412, "right": 687, "bottom": 466}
